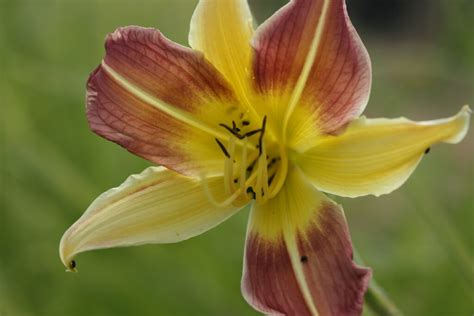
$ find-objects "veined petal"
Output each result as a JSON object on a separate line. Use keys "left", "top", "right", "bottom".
{"left": 242, "top": 167, "right": 370, "bottom": 316}
{"left": 189, "top": 0, "right": 254, "bottom": 105}
{"left": 60, "top": 166, "right": 241, "bottom": 271}
{"left": 252, "top": 0, "right": 370, "bottom": 145}
{"left": 88, "top": 26, "right": 246, "bottom": 176}
{"left": 295, "top": 106, "right": 471, "bottom": 198}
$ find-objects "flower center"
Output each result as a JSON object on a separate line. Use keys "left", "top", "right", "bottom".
{"left": 203, "top": 115, "right": 288, "bottom": 207}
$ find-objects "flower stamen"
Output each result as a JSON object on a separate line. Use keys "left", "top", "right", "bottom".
{"left": 208, "top": 115, "right": 287, "bottom": 206}
{"left": 215, "top": 138, "right": 230, "bottom": 158}
{"left": 202, "top": 176, "right": 242, "bottom": 208}
{"left": 240, "top": 137, "right": 248, "bottom": 195}
{"left": 268, "top": 145, "right": 288, "bottom": 199}
{"left": 224, "top": 137, "right": 237, "bottom": 194}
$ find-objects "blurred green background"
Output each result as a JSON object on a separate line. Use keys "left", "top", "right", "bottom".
{"left": 1, "top": 0, "right": 473, "bottom": 315}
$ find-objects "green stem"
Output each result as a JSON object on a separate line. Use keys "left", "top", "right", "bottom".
{"left": 365, "top": 279, "right": 403, "bottom": 316}
{"left": 355, "top": 250, "right": 403, "bottom": 316}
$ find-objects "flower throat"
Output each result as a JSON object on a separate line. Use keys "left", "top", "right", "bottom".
{"left": 203, "top": 115, "right": 288, "bottom": 206}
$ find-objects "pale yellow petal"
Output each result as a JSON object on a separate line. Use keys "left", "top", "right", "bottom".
{"left": 59, "top": 166, "right": 241, "bottom": 270}
{"left": 294, "top": 106, "right": 471, "bottom": 198}
{"left": 189, "top": 0, "right": 254, "bottom": 103}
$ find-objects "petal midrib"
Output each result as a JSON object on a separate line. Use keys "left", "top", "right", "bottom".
{"left": 102, "top": 62, "right": 226, "bottom": 137}
{"left": 282, "top": 0, "right": 331, "bottom": 141}
{"left": 284, "top": 228, "right": 319, "bottom": 316}
{"left": 102, "top": 61, "right": 258, "bottom": 151}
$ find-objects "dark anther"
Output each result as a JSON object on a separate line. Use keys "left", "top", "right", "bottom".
{"left": 243, "top": 129, "right": 262, "bottom": 138}
{"left": 219, "top": 123, "right": 261, "bottom": 139}
{"left": 300, "top": 256, "right": 308, "bottom": 263}
{"left": 242, "top": 120, "right": 250, "bottom": 126}
{"left": 258, "top": 116, "right": 267, "bottom": 156}
{"left": 70, "top": 260, "right": 76, "bottom": 268}
{"left": 246, "top": 157, "right": 259, "bottom": 173}
{"left": 219, "top": 123, "right": 241, "bottom": 137}
{"left": 215, "top": 138, "right": 230, "bottom": 158}
{"left": 246, "top": 186, "right": 256, "bottom": 199}
{"left": 232, "top": 121, "right": 240, "bottom": 132}
{"left": 233, "top": 178, "right": 238, "bottom": 183}
{"left": 268, "top": 157, "right": 281, "bottom": 169}
{"left": 424, "top": 147, "right": 431, "bottom": 154}
{"left": 268, "top": 173, "right": 276, "bottom": 186}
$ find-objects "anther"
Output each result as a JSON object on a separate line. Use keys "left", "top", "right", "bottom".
{"left": 215, "top": 138, "right": 230, "bottom": 158}
{"left": 243, "top": 129, "right": 261, "bottom": 138}
{"left": 220, "top": 123, "right": 261, "bottom": 139}
{"left": 219, "top": 123, "right": 240, "bottom": 137}
{"left": 258, "top": 116, "right": 267, "bottom": 156}
{"left": 246, "top": 186, "right": 256, "bottom": 200}
{"left": 232, "top": 121, "right": 241, "bottom": 132}
{"left": 242, "top": 120, "right": 250, "bottom": 126}
{"left": 300, "top": 256, "right": 308, "bottom": 263}
{"left": 246, "top": 157, "right": 258, "bottom": 173}
{"left": 268, "top": 158, "right": 278, "bottom": 168}
{"left": 425, "top": 147, "right": 431, "bottom": 154}
{"left": 268, "top": 173, "right": 276, "bottom": 186}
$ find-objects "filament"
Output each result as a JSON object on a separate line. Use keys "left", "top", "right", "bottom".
{"left": 202, "top": 176, "right": 242, "bottom": 208}
{"left": 268, "top": 144, "right": 288, "bottom": 199}
{"left": 208, "top": 115, "right": 287, "bottom": 206}
{"left": 239, "top": 137, "right": 248, "bottom": 195}
{"left": 261, "top": 141, "right": 270, "bottom": 201}
{"left": 223, "top": 137, "right": 236, "bottom": 195}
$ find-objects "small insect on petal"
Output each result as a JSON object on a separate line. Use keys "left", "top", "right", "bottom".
{"left": 66, "top": 260, "right": 78, "bottom": 273}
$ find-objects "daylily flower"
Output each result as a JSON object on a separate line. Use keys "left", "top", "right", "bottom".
{"left": 60, "top": 0, "right": 471, "bottom": 315}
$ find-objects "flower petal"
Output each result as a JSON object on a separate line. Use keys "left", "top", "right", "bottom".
{"left": 295, "top": 106, "right": 471, "bottom": 198}
{"left": 242, "top": 168, "right": 371, "bottom": 316}
{"left": 252, "top": 0, "right": 370, "bottom": 144}
{"left": 189, "top": 0, "right": 254, "bottom": 103}
{"left": 60, "top": 166, "right": 241, "bottom": 270}
{"left": 88, "top": 26, "right": 246, "bottom": 176}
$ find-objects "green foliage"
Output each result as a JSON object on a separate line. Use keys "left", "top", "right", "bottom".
{"left": 1, "top": 1, "right": 472, "bottom": 315}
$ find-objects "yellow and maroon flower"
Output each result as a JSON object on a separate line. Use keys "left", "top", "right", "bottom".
{"left": 60, "top": 0, "right": 471, "bottom": 315}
